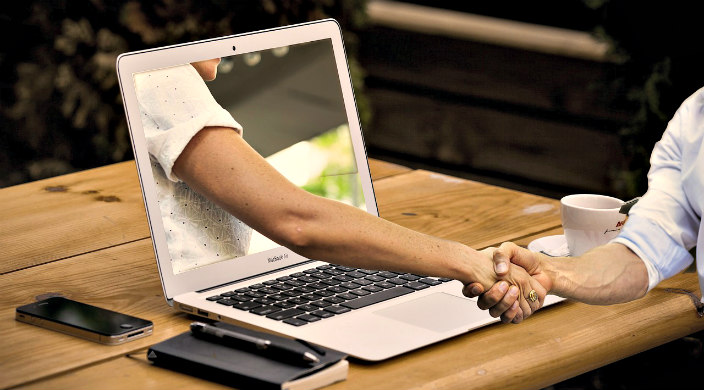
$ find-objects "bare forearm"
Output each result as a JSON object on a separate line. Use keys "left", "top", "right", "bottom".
{"left": 282, "top": 193, "right": 495, "bottom": 287}
{"left": 544, "top": 243, "right": 649, "bottom": 304}
{"left": 173, "top": 127, "right": 495, "bottom": 288}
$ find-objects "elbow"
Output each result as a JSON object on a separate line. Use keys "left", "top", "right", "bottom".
{"left": 269, "top": 211, "right": 321, "bottom": 255}
{"left": 279, "top": 222, "right": 315, "bottom": 252}
{"left": 259, "top": 192, "right": 338, "bottom": 257}
{"left": 634, "top": 280, "right": 649, "bottom": 301}
{"left": 614, "top": 243, "right": 651, "bottom": 302}
{"left": 634, "top": 263, "right": 650, "bottom": 300}
{"left": 618, "top": 257, "right": 650, "bottom": 303}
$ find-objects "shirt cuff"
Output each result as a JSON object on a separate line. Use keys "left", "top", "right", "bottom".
{"left": 611, "top": 214, "right": 694, "bottom": 292}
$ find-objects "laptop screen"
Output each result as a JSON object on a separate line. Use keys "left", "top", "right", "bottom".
{"left": 131, "top": 38, "right": 367, "bottom": 275}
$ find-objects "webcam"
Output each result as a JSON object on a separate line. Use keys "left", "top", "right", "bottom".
{"left": 232, "top": 45, "right": 236, "bottom": 52}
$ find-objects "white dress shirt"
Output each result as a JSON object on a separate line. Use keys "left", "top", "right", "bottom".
{"left": 613, "top": 86, "right": 704, "bottom": 303}
{"left": 134, "top": 64, "right": 252, "bottom": 274}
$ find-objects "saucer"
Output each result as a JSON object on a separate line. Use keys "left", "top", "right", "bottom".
{"left": 527, "top": 234, "right": 570, "bottom": 257}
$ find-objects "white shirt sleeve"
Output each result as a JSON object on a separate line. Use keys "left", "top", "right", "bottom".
{"left": 134, "top": 64, "right": 242, "bottom": 182}
{"left": 611, "top": 95, "right": 699, "bottom": 291}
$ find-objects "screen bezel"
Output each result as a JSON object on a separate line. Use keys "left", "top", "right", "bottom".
{"left": 116, "top": 19, "right": 378, "bottom": 300}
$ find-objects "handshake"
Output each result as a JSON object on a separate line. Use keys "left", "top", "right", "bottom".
{"left": 462, "top": 243, "right": 552, "bottom": 325}
{"left": 462, "top": 239, "right": 649, "bottom": 324}
{"left": 461, "top": 194, "right": 649, "bottom": 324}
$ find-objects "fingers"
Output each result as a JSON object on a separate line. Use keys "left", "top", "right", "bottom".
{"left": 517, "top": 294, "right": 533, "bottom": 321}
{"left": 497, "top": 241, "right": 539, "bottom": 274}
{"left": 469, "top": 242, "right": 548, "bottom": 324}
{"left": 462, "top": 282, "right": 485, "bottom": 298}
{"left": 502, "top": 301, "right": 523, "bottom": 324}
{"left": 470, "top": 280, "right": 537, "bottom": 324}
{"left": 510, "top": 306, "right": 524, "bottom": 324}
{"left": 472, "top": 281, "right": 523, "bottom": 324}
{"left": 488, "top": 285, "right": 520, "bottom": 319}
{"left": 516, "top": 271, "right": 548, "bottom": 320}
{"left": 500, "top": 261, "right": 546, "bottom": 322}
{"left": 476, "top": 281, "right": 509, "bottom": 310}
{"left": 528, "top": 276, "right": 547, "bottom": 313}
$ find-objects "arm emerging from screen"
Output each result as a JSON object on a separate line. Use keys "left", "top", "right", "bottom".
{"left": 172, "top": 126, "right": 546, "bottom": 317}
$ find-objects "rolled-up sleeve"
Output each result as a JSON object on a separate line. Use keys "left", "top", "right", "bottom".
{"left": 134, "top": 64, "right": 242, "bottom": 182}
{"left": 611, "top": 101, "right": 699, "bottom": 291}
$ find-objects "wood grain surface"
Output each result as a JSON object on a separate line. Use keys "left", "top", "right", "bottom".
{"left": 0, "top": 159, "right": 406, "bottom": 275}
{"left": 0, "top": 161, "right": 149, "bottom": 274}
{"left": 12, "top": 236, "right": 703, "bottom": 390}
{"left": 1, "top": 239, "right": 173, "bottom": 389}
{"left": 3, "top": 161, "right": 703, "bottom": 390}
{"left": 374, "top": 170, "right": 561, "bottom": 249}
{"left": 366, "top": 159, "right": 412, "bottom": 180}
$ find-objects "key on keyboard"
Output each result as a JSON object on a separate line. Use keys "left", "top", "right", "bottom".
{"left": 205, "top": 265, "right": 450, "bottom": 326}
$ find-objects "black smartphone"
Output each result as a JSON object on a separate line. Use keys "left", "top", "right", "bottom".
{"left": 15, "top": 296, "right": 153, "bottom": 345}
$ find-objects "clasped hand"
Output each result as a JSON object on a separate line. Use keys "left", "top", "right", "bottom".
{"left": 467, "top": 243, "right": 551, "bottom": 324}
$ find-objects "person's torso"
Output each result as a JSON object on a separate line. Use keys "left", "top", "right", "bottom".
{"left": 150, "top": 159, "right": 252, "bottom": 273}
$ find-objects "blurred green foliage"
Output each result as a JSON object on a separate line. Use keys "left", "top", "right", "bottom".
{"left": 584, "top": 0, "right": 704, "bottom": 197}
{"left": 4, "top": 0, "right": 703, "bottom": 199}
{"left": 0, "top": 0, "right": 368, "bottom": 187}
{"left": 301, "top": 125, "right": 364, "bottom": 207}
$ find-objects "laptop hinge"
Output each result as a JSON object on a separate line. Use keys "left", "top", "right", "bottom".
{"left": 195, "top": 260, "right": 318, "bottom": 293}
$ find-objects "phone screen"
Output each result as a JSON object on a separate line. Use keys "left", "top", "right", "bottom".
{"left": 16, "top": 297, "right": 152, "bottom": 339}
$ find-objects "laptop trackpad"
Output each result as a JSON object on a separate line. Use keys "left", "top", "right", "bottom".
{"left": 374, "top": 293, "right": 479, "bottom": 333}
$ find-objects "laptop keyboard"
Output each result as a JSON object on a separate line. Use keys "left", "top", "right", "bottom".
{"left": 205, "top": 264, "right": 452, "bottom": 326}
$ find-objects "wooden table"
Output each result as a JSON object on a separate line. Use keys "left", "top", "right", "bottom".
{"left": 1, "top": 159, "right": 702, "bottom": 390}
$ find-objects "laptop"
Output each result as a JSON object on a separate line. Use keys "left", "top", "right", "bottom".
{"left": 117, "top": 19, "right": 562, "bottom": 361}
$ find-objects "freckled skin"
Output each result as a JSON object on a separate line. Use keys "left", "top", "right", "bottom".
{"left": 172, "top": 127, "right": 544, "bottom": 318}
{"left": 167, "top": 58, "right": 547, "bottom": 323}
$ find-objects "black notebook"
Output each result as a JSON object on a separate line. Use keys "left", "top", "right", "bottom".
{"left": 147, "top": 322, "right": 348, "bottom": 390}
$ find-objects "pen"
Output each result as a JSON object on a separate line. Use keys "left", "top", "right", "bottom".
{"left": 619, "top": 197, "right": 641, "bottom": 215}
{"left": 190, "top": 322, "right": 320, "bottom": 365}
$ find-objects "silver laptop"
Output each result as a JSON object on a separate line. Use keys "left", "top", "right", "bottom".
{"left": 117, "top": 19, "right": 562, "bottom": 361}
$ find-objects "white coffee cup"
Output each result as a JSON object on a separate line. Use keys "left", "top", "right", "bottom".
{"left": 561, "top": 194, "right": 627, "bottom": 256}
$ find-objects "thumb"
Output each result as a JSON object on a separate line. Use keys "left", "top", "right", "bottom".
{"left": 481, "top": 247, "right": 508, "bottom": 276}
{"left": 497, "top": 241, "right": 539, "bottom": 273}
{"left": 462, "top": 282, "right": 485, "bottom": 298}
{"left": 492, "top": 249, "right": 509, "bottom": 276}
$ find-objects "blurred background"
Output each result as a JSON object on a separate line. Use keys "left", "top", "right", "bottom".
{"left": 1, "top": 0, "right": 703, "bottom": 387}
{"left": 3, "top": 0, "right": 704, "bottom": 201}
